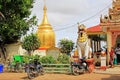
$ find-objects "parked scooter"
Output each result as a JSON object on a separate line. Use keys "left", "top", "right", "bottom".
{"left": 71, "top": 57, "right": 91, "bottom": 75}
{"left": 25, "top": 59, "right": 44, "bottom": 79}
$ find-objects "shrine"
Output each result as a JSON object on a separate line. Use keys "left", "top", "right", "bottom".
{"left": 87, "top": 0, "right": 120, "bottom": 53}
{"left": 100, "top": 0, "right": 120, "bottom": 52}
{"left": 35, "top": 2, "right": 59, "bottom": 58}
{"left": 87, "top": 0, "right": 120, "bottom": 66}
{"left": 37, "top": 3, "right": 55, "bottom": 49}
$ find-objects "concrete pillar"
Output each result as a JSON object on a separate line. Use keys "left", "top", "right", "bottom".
{"left": 106, "top": 31, "right": 112, "bottom": 66}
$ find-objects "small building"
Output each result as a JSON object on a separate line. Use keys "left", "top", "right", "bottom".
{"left": 87, "top": 0, "right": 120, "bottom": 65}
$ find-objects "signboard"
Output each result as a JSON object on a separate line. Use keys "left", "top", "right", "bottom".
{"left": 101, "top": 57, "right": 106, "bottom": 66}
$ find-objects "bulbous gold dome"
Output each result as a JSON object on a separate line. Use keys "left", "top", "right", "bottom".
{"left": 37, "top": 5, "right": 55, "bottom": 49}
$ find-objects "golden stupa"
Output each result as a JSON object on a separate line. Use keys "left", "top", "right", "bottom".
{"left": 37, "top": 3, "right": 55, "bottom": 49}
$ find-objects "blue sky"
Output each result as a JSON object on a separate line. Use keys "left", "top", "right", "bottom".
{"left": 31, "top": 0, "right": 112, "bottom": 46}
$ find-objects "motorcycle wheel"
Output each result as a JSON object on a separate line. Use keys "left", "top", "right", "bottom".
{"left": 72, "top": 66, "right": 80, "bottom": 76}
{"left": 38, "top": 68, "right": 45, "bottom": 75}
{"left": 27, "top": 72, "right": 34, "bottom": 79}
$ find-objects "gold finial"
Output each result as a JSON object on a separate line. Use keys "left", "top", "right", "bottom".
{"left": 43, "top": 0, "right": 47, "bottom": 11}
{"left": 40, "top": 0, "right": 50, "bottom": 25}
{"left": 43, "top": 0, "right": 47, "bottom": 12}
{"left": 44, "top": 0, "right": 46, "bottom": 5}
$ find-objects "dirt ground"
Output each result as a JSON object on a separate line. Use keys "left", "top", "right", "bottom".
{"left": 0, "top": 72, "right": 120, "bottom": 80}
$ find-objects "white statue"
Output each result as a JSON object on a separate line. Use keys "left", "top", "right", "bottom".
{"left": 77, "top": 24, "right": 92, "bottom": 59}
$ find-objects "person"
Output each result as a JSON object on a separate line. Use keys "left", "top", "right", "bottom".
{"left": 109, "top": 47, "right": 115, "bottom": 68}
{"left": 7, "top": 59, "right": 12, "bottom": 71}
{"left": 115, "top": 43, "right": 120, "bottom": 64}
{"left": 14, "top": 61, "right": 20, "bottom": 72}
{"left": 33, "top": 59, "right": 43, "bottom": 72}
{"left": 113, "top": 52, "right": 117, "bottom": 65}
{"left": 24, "top": 60, "right": 34, "bottom": 73}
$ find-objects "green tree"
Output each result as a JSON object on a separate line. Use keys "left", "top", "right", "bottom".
{"left": 58, "top": 38, "right": 74, "bottom": 55}
{"left": 0, "top": 0, "right": 37, "bottom": 59}
{"left": 22, "top": 33, "right": 40, "bottom": 55}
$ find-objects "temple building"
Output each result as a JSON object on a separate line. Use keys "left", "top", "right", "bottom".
{"left": 37, "top": 3, "right": 55, "bottom": 49}
{"left": 100, "top": 0, "right": 120, "bottom": 52}
{"left": 36, "top": 2, "right": 60, "bottom": 58}
{"left": 87, "top": 0, "right": 120, "bottom": 52}
{"left": 87, "top": 0, "right": 120, "bottom": 66}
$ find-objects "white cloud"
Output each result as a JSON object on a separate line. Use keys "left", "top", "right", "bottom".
{"left": 32, "top": 0, "right": 112, "bottom": 26}
{"left": 31, "top": 0, "right": 112, "bottom": 46}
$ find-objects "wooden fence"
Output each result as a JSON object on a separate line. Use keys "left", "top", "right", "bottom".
{"left": 4, "top": 64, "right": 72, "bottom": 74}
{"left": 42, "top": 64, "right": 72, "bottom": 74}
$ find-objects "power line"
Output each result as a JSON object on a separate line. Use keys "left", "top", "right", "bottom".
{"left": 79, "top": 3, "right": 112, "bottom": 23}
{"left": 54, "top": 23, "right": 77, "bottom": 31}
{"left": 54, "top": 2, "right": 112, "bottom": 31}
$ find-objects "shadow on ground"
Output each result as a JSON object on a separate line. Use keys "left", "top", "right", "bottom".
{"left": 102, "top": 75, "right": 120, "bottom": 80}
{"left": 21, "top": 76, "right": 29, "bottom": 80}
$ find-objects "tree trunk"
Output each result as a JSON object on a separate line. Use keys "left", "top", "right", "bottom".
{"left": 28, "top": 50, "right": 32, "bottom": 56}
{"left": 0, "top": 45, "right": 7, "bottom": 61}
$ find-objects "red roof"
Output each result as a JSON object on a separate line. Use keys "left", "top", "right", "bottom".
{"left": 87, "top": 25, "right": 102, "bottom": 32}
{"left": 37, "top": 47, "right": 47, "bottom": 50}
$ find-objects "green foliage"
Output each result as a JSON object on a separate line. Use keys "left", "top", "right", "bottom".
{"left": 22, "top": 33, "right": 40, "bottom": 54}
{"left": 0, "top": 0, "right": 37, "bottom": 44}
{"left": 0, "top": 0, "right": 36, "bottom": 59}
{"left": 57, "top": 54, "right": 70, "bottom": 64}
{"left": 22, "top": 54, "right": 70, "bottom": 65}
{"left": 58, "top": 38, "right": 74, "bottom": 55}
{"left": 22, "top": 54, "right": 41, "bottom": 63}
{"left": 22, "top": 55, "right": 30, "bottom": 63}
{"left": 40, "top": 55, "right": 56, "bottom": 64}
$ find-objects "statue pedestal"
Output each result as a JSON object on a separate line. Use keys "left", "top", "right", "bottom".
{"left": 73, "top": 56, "right": 79, "bottom": 62}
{"left": 86, "top": 58, "right": 95, "bottom": 72}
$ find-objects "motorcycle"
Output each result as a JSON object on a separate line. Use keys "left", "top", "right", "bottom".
{"left": 71, "top": 57, "right": 91, "bottom": 75}
{"left": 25, "top": 60, "right": 45, "bottom": 79}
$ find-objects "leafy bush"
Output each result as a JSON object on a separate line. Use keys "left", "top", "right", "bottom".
{"left": 22, "top": 54, "right": 70, "bottom": 64}
{"left": 40, "top": 55, "right": 56, "bottom": 64}
{"left": 57, "top": 54, "right": 70, "bottom": 64}
{"left": 22, "top": 33, "right": 40, "bottom": 54}
{"left": 22, "top": 55, "right": 31, "bottom": 63}
{"left": 22, "top": 55, "right": 40, "bottom": 63}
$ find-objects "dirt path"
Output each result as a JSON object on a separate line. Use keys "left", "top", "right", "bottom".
{"left": 0, "top": 72, "right": 120, "bottom": 80}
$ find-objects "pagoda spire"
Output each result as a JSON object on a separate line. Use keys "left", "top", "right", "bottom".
{"left": 41, "top": 0, "right": 50, "bottom": 26}
{"left": 37, "top": 0, "right": 55, "bottom": 49}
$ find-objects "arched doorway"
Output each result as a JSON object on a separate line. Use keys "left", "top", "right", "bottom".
{"left": 115, "top": 35, "right": 120, "bottom": 65}
{"left": 116, "top": 35, "right": 120, "bottom": 46}
{"left": 111, "top": 32, "right": 120, "bottom": 47}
